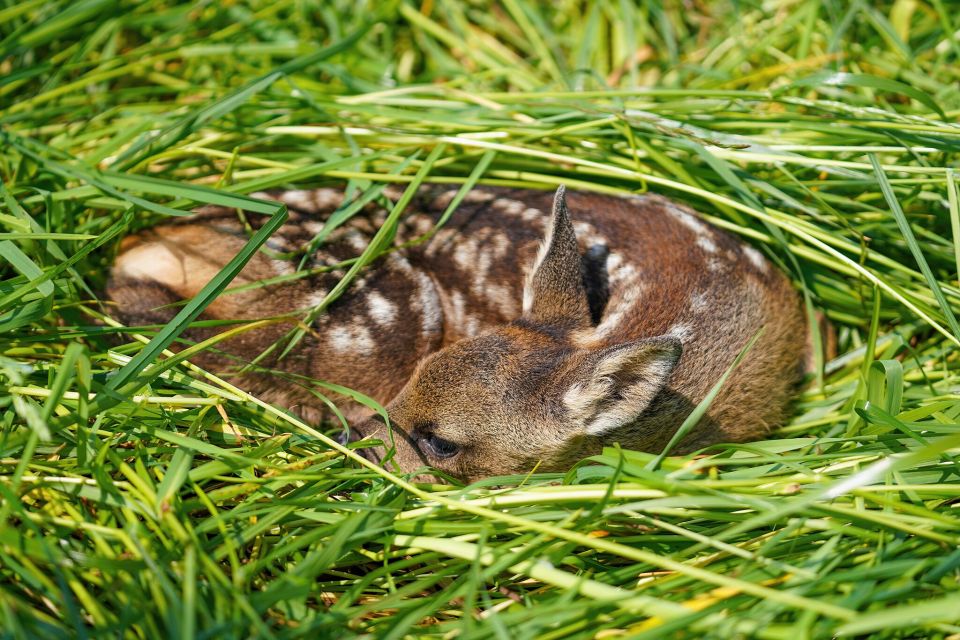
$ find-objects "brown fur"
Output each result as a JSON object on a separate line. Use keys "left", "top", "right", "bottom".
{"left": 108, "top": 186, "right": 808, "bottom": 481}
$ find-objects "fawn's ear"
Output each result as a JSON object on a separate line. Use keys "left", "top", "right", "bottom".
{"left": 563, "top": 337, "right": 682, "bottom": 436}
{"left": 522, "top": 186, "right": 591, "bottom": 330}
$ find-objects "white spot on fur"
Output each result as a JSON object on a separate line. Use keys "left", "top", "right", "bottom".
{"left": 410, "top": 215, "right": 435, "bottom": 235}
{"left": 465, "top": 315, "right": 481, "bottom": 337}
{"left": 668, "top": 204, "right": 720, "bottom": 256}
{"left": 271, "top": 259, "right": 293, "bottom": 276}
{"left": 303, "top": 220, "right": 324, "bottom": 236}
{"left": 453, "top": 238, "right": 479, "bottom": 271}
{"left": 496, "top": 199, "right": 526, "bottom": 216}
{"left": 367, "top": 291, "right": 397, "bottom": 326}
{"left": 606, "top": 252, "right": 623, "bottom": 273}
{"left": 585, "top": 234, "right": 607, "bottom": 248}
{"left": 490, "top": 233, "right": 511, "bottom": 258}
{"left": 345, "top": 231, "right": 370, "bottom": 253}
{"left": 608, "top": 262, "right": 638, "bottom": 286}
{"left": 423, "top": 228, "right": 458, "bottom": 258}
{"left": 743, "top": 246, "right": 768, "bottom": 272}
{"left": 327, "top": 327, "right": 352, "bottom": 352}
{"left": 312, "top": 189, "right": 343, "bottom": 209}
{"left": 697, "top": 235, "right": 717, "bottom": 253}
{"left": 265, "top": 238, "right": 289, "bottom": 253}
{"left": 595, "top": 285, "right": 643, "bottom": 339}
{"left": 521, "top": 208, "right": 542, "bottom": 223}
{"left": 432, "top": 189, "right": 459, "bottom": 210}
{"left": 328, "top": 324, "right": 374, "bottom": 355}
{"left": 464, "top": 190, "right": 495, "bottom": 204}
{"left": 306, "top": 289, "right": 329, "bottom": 309}
{"left": 486, "top": 283, "right": 518, "bottom": 316}
{"left": 386, "top": 252, "right": 414, "bottom": 274}
{"left": 667, "top": 204, "right": 710, "bottom": 235}
{"left": 114, "top": 243, "right": 184, "bottom": 287}
{"left": 472, "top": 248, "right": 494, "bottom": 293}
{"left": 273, "top": 189, "right": 342, "bottom": 212}
{"left": 437, "top": 189, "right": 494, "bottom": 209}
{"left": 413, "top": 271, "right": 442, "bottom": 337}
{"left": 449, "top": 290, "right": 467, "bottom": 324}
{"left": 573, "top": 221, "right": 607, "bottom": 247}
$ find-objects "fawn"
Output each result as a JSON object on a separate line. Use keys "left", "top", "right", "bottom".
{"left": 109, "top": 185, "right": 808, "bottom": 481}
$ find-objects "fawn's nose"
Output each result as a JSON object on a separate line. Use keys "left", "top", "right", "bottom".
{"left": 336, "top": 427, "right": 362, "bottom": 446}
{"left": 337, "top": 416, "right": 385, "bottom": 463}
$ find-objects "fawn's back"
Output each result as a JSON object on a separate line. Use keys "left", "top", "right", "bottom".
{"left": 109, "top": 186, "right": 807, "bottom": 480}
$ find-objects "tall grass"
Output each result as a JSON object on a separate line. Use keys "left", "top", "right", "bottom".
{"left": 2, "top": 1, "right": 960, "bottom": 637}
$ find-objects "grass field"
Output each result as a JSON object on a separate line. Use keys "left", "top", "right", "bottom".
{"left": 3, "top": 1, "right": 960, "bottom": 637}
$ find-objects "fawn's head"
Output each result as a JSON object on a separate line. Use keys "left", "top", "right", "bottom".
{"left": 352, "top": 187, "right": 682, "bottom": 481}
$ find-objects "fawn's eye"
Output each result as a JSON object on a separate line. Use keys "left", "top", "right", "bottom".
{"left": 417, "top": 432, "right": 460, "bottom": 459}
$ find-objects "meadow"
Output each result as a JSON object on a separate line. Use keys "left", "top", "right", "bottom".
{"left": 2, "top": 1, "right": 960, "bottom": 637}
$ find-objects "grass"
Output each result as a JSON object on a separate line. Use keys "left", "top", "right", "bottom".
{"left": 2, "top": 0, "right": 960, "bottom": 637}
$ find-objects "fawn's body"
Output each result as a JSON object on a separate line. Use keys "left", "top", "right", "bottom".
{"left": 110, "top": 186, "right": 807, "bottom": 480}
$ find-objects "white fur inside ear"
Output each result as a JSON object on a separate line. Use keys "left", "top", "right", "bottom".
{"left": 563, "top": 340, "right": 680, "bottom": 436}
{"left": 562, "top": 382, "right": 594, "bottom": 424}
{"left": 522, "top": 217, "right": 554, "bottom": 313}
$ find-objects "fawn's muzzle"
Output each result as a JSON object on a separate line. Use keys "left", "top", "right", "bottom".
{"left": 338, "top": 416, "right": 387, "bottom": 464}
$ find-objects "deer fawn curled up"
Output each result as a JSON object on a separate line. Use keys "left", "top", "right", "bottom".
{"left": 109, "top": 185, "right": 808, "bottom": 481}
